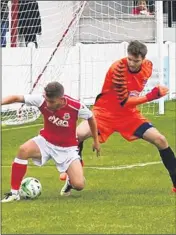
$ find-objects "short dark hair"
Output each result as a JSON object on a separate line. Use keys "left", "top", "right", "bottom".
{"left": 127, "top": 40, "right": 147, "bottom": 59}
{"left": 44, "top": 81, "right": 64, "bottom": 98}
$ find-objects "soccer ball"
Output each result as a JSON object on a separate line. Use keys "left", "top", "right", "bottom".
{"left": 19, "top": 177, "right": 42, "bottom": 199}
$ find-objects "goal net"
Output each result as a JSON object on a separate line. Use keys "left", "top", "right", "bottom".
{"left": 2, "top": 1, "right": 166, "bottom": 126}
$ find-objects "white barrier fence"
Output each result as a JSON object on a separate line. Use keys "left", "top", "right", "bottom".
{"left": 2, "top": 42, "right": 176, "bottom": 105}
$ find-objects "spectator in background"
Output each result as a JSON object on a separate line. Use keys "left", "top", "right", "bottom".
{"left": 18, "top": 0, "right": 42, "bottom": 48}
{"left": 132, "top": 1, "right": 150, "bottom": 15}
{"left": 1, "top": 0, "right": 9, "bottom": 47}
{"left": 148, "top": 1, "right": 155, "bottom": 14}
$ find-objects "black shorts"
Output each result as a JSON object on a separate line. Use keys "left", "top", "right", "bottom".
{"left": 134, "top": 122, "right": 153, "bottom": 139}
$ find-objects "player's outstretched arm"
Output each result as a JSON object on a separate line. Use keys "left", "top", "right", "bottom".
{"left": 123, "top": 85, "right": 169, "bottom": 108}
{"left": 88, "top": 115, "right": 101, "bottom": 157}
{"left": 1, "top": 95, "right": 24, "bottom": 105}
{"left": 111, "top": 59, "right": 168, "bottom": 108}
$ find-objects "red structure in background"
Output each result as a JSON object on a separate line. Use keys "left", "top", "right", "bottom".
{"left": 11, "top": 0, "right": 18, "bottom": 47}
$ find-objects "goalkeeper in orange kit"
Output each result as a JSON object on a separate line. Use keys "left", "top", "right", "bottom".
{"left": 61, "top": 40, "right": 176, "bottom": 195}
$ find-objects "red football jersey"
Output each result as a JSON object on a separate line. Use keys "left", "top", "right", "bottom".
{"left": 24, "top": 94, "right": 92, "bottom": 147}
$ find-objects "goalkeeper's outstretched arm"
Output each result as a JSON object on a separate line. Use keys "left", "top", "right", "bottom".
{"left": 1, "top": 95, "right": 25, "bottom": 105}
{"left": 122, "top": 86, "right": 169, "bottom": 108}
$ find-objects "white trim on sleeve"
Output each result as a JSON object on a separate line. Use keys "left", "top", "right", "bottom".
{"left": 24, "top": 94, "right": 44, "bottom": 108}
{"left": 78, "top": 104, "right": 93, "bottom": 120}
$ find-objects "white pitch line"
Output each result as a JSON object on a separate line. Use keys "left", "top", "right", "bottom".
{"left": 1, "top": 161, "right": 162, "bottom": 170}
{"left": 2, "top": 123, "right": 43, "bottom": 131}
{"left": 85, "top": 161, "right": 161, "bottom": 170}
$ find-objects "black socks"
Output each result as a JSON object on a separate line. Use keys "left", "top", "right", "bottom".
{"left": 159, "top": 147, "right": 176, "bottom": 187}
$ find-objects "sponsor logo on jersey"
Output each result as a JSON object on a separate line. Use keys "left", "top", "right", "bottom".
{"left": 48, "top": 115, "right": 69, "bottom": 127}
{"left": 63, "top": 113, "right": 70, "bottom": 120}
{"left": 129, "top": 90, "right": 140, "bottom": 97}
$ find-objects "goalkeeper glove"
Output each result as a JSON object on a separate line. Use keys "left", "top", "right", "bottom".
{"left": 146, "top": 86, "right": 169, "bottom": 102}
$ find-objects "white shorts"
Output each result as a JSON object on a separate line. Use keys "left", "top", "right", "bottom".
{"left": 32, "top": 135, "right": 80, "bottom": 173}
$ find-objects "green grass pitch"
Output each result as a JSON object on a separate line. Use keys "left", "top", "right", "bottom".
{"left": 1, "top": 101, "right": 176, "bottom": 234}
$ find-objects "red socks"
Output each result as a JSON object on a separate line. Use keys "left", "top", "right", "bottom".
{"left": 11, "top": 158, "right": 28, "bottom": 191}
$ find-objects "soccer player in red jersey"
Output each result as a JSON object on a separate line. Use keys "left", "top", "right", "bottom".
{"left": 76, "top": 40, "right": 176, "bottom": 193}
{"left": 1, "top": 82, "right": 100, "bottom": 202}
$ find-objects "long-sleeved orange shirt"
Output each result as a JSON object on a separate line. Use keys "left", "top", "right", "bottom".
{"left": 94, "top": 57, "right": 153, "bottom": 116}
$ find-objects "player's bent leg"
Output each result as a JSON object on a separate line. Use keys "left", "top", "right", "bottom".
{"left": 142, "top": 127, "right": 168, "bottom": 149}
{"left": 58, "top": 120, "right": 92, "bottom": 182}
{"left": 60, "top": 119, "right": 102, "bottom": 182}
{"left": 77, "top": 120, "right": 93, "bottom": 162}
{"left": 2, "top": 139, "right": 42, "bottom": 203}
{"left": 141, "top": 126, "right": 176, "bottom": 192}
{"left": 60, "top": 159, "right": 85, "bottom": 196}
{"left": 59, "top": 140, "right": 85, "bottom": 182}
{"left": 76, "top": 120, "right": 93, "bottom": 142}
{"left": 67, "top": 159, "right": 85, "bottom": 190}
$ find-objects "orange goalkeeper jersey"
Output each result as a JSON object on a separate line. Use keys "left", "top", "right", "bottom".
{"left": 94, "top": 57, "right": 153, "bottom": 117}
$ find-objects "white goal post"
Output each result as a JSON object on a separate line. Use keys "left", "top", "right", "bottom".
{"left": 155, "top": 1, "right": 164, "bottom": 115}
{"left": 2, "top": 1, "right": 166, "bottom": 126}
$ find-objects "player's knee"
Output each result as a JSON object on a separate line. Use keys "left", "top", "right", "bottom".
{"left": 153, "top": 134, "right": 168, "bottom": 148}
{"left": 18, "top": 145, "right": 30, "bottom": 159}
{"left": 72, "top": 178, "right": 85, "bottom": 191}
